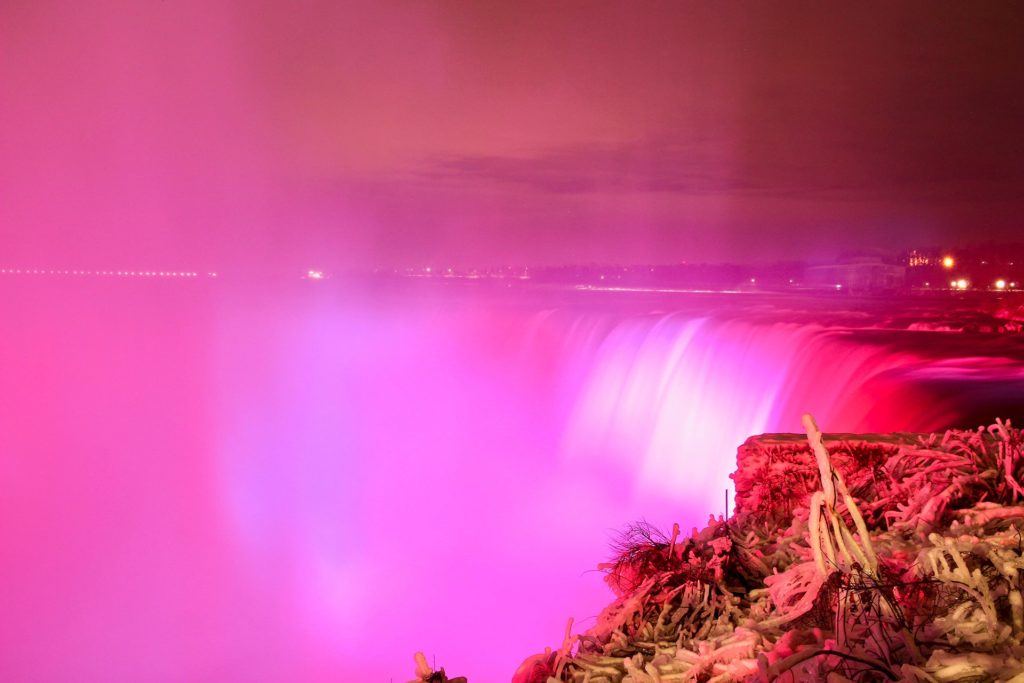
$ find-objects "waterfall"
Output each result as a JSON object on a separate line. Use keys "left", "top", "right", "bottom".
{"left": 1, "top": 284, "right": 1020, "bottom": 682}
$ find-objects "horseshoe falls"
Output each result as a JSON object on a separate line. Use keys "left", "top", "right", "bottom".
{"left": 1, "top": 282, "right": 1022, "bottom": 682}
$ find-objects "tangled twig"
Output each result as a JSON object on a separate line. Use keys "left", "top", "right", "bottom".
{"left": 420, "top": 417, "right": 1024, "bottom": 682}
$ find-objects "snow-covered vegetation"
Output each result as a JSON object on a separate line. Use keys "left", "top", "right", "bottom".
{"left": 413, "top": 415, "right": 1024, "bottom": 682}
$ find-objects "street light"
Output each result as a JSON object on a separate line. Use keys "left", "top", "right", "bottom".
{"left": 942, "top": 256, "right": 955, "bottom": 269}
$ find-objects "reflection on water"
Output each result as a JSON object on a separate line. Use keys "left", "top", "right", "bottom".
{"left": 1, "top": 280, "right": 1023, "bottom": 681}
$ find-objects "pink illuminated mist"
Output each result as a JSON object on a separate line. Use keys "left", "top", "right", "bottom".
{"left": 3, "top": 2, "right": 1024, "bottom": 682}
{"left": 4, "top": 283, "right": 1022, "bottom": 680}
{"left": 2, "top": 2, "right": 1023, "bottom": 270}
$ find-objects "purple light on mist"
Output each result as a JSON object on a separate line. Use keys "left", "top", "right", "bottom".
{"left": 7, "top": 281, "right": 996, "bottom": 681}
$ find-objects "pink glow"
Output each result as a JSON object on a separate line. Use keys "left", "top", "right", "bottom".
{"left": 2, "top": 281, "right": 1019, "bottom": 680}
{"left": 3, "top": 3, "right": 1023, "bottom": 270}
{"left": 3, "top": 3, "right": 1024, "bottom": 679}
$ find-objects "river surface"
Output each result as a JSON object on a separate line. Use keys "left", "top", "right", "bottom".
{"left": 2, "top": 277, "right": 1023, "bottom": 681}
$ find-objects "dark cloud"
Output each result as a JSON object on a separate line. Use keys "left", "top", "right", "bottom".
{"left": 421, "top": 133, "right": 1024, "bottom": 203}
{"left": 421, "top": 142, "right": 745, "bottom": 195}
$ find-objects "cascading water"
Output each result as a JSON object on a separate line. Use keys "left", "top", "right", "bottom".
{"left": 555, "top": 313, "right": 969, "bottom": 512}
{"left": 1, "top": 283, "right": 1021, "bottom": 682}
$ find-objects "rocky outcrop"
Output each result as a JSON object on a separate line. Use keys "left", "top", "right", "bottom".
{"left": 500, "top": 417, "right": 1024, "bottom": 682}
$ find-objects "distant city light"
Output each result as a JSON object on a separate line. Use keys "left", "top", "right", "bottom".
{"left": 0, "top": 268, "right": 206, "bottom": 279}
{"left": 956, "top": 278, "right": 969, "bottom": 290}
{"left": 995, "top": 279, "right": 1007, "bottom": 290}
{"left": 942, "top": 256, "right": 955, "bottom": 269}
{"left": 907, "top": 250, "right": 931, "bottom": 267}
{"left": 306, "top": 269, "right": 324, "bottom": 280}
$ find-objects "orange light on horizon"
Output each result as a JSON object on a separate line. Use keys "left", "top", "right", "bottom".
{"left": 995, "top": 279, "right": 1007, "bottom": 290}
{"left": 942, "top": 256, "right": 955, "bottom": 269}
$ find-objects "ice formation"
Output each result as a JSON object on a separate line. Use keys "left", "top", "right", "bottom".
{"left": 412, "top": 415, "right": 1024, "bottom": 682}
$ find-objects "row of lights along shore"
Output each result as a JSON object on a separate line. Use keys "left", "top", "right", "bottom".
{"left": 939, "top": 256, "right": 1017, "bottom": 291}
{"left": 945, "top": 278, "right": 1017, "bottom": 291}
{"left": 0, "top": 269, "right": 217, "bottom": 277}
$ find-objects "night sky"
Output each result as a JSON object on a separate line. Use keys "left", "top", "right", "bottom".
{"left": 2, "top": 1, "right": 1023, "bottom": 269}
